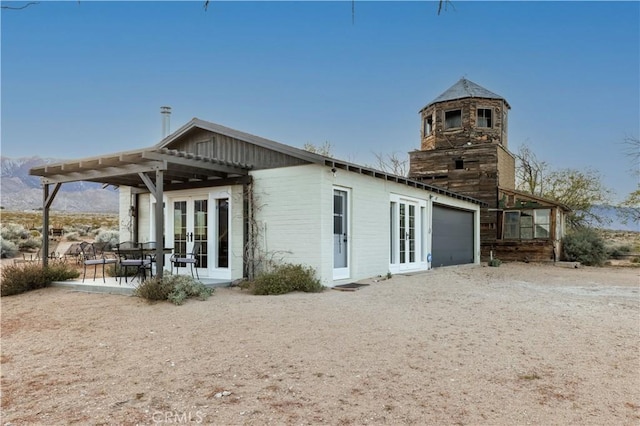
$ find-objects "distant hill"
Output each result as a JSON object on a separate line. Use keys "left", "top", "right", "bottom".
{"left": 1, "top": 156, "right": 119, "bottom": 213}
{"left": 591, "top": 205, "right": 639, "bottom": 232}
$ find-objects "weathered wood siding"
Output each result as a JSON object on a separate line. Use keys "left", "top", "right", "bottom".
{"left": 481, "top": 240, "right": 557, "bottom": 263}
{"left": 409, "top": 144, "right": 501, "bottom": 243}
{"left": 420, "top": 98, "right": 509, "bottom": 151}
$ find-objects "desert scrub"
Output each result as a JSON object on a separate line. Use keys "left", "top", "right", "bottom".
{"left": 488, "top": 258, "right": 502, "bottom": 267}
{"left": 95, "top": 230, "right": 119, "bottom": 249}
{"left": 247, "top": 263, "right": 324, "bottom": 295}
{"left": 1, "top": 223, "right": 29, "bottom": 241}
{"left": 64, "top": 231, "right": 81, "bottom": 242}
{"left": 0, "top": 237, "right": 19, "bottom": 258}
{"left": 1, "top": 262, "right": 79, "bottom": 296}
{"left": 607, "top": 244, "right": 632, "bottom": 259}
{"left": 134, "top": 274, "right": 213, "bottom": 305}
{"left": 563, "top": 228, "right": 607, "bottom": 266}
{"left": 18, "top": 237, "right": 41, "bottom": 252}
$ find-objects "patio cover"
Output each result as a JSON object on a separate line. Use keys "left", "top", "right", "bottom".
{"left": 29, "top": 147, "right": 252, "bottom": 277}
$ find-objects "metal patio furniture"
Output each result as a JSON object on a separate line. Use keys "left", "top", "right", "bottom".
{"left": 170, "top": 241, "right": 201, "bottom": 280}
{"left": 116, "top": 241, "right": 151, "bottom": 284}
{"left": 79, "top": 242, "right": 118, "bottom": 283}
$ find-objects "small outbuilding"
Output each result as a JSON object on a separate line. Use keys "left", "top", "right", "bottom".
{"left": 31, "top": 117, "right": 482, "bottom": 286}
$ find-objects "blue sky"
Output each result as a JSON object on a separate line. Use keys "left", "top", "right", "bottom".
{"left": 2, "top": 1, "right": 639, "bottom": 202}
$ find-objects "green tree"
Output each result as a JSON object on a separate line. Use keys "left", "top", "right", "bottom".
{"left": 515, "top": 143, "right": 612, "bottom": 229}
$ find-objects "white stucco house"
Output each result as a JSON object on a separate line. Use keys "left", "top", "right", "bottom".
{"left": 31, "top": 118, "right": 482, "bottom": 286}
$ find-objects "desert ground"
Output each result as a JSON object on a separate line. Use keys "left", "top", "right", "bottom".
{"left": 1, "top": 262, "right": 639, "bottom": 425}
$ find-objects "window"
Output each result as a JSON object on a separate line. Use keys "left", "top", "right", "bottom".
{"left": 504, "top": 211, "right": 520, "bottom": 239}
{"left": 423, "top": 115, "right": 433, "bottom": 136}
{"left": 503, "top": 209, "right": 552, "bottom": 240}
{"left": 534, "top": 209, "right": 550, "bottom": 238}
{"left": 455, "top": 159, "right": 464, "bottom": 170}
{"left": 444, "top": 109, "right": 462, "bottom": 129}
{"left": 477, "top": 108, "right": 492, "bottom": 128}
{"left": 520, "top": 210, "right": 533, "bottom": 239}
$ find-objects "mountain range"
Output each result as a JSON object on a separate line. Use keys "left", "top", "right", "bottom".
{"left": 0, "top": 156, "right": 637, "bottom": 231}
{"left": 1, "top": 156, "right": 119, "bottom": 213}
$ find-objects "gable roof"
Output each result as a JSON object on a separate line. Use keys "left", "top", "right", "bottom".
{"left": 30, "top": 117, "right": 484, "bottom": 206}
{"left": 421, "top": 78, "right": 510, "bottom": 111}
{"left": 157, "top": 118, "right": 326, "bottom": 166}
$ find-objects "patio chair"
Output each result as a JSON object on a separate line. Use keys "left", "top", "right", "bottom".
{"left": 116, "top": 241, "right": 151, "bottom": 284}
{"left": 142, "top": 241, "right": 158, "bottom": 278}
{"left": 22, "top": 238, "right": 63, "bottom": 263}
{"left": 79, "top": 242, "right": 118, "bottom": 283}
{"left": 64, "top": 243, "right": 83, "bottom": 264}
{"left": 170, "top": 242, "right": 200, "bottom": 280}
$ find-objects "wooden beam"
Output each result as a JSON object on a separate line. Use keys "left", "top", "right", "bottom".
{"left": 42, "top": 162, "right": 165, "bottom": 184}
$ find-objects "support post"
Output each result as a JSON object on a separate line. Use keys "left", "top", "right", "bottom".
{"left": 154, "top": 170, "right": 164, "bottom": 278}
{"left": 41, "top": 182, "right": 62, "bottom": 268}
{"left": 42, "top": 184, "right": 50, "bottom": 268}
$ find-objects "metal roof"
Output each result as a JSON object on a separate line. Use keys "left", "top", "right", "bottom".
{"left": 29, "top": 118, "right": 483, "bottom": 205}
{"left": 158, "top": 118, "right": 327, "bottom": 165}
{"left": 421, "top": 78, "right": 510, "bottom": 111}
{"left": 29, "top": 147, "right": 252, "bottom": 190}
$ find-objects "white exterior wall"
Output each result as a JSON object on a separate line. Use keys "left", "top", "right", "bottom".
{"left": 252, "top": 163, "right": 481, "bottom": 286}
{"left": 137, "top": 193, "right": 151, "bottom": 242}
{"left": 228, "top": 185, "right": 245, "bottom": 280}
{"left": 118, "top": 186, "right": 134, "bottom": 242}
{"left": 250, "top": 165, "right": 326, "bottom": 280}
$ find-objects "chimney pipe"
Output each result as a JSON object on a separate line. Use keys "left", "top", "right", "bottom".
{"left": 161, "top": 106, "right": 172, "bottom": 138}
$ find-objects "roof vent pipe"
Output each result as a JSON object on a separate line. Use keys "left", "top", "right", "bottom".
{"left": 161, "top": 106, "right": 172, "bottom": 138}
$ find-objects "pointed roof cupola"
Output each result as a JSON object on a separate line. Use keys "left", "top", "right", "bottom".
{"left": 421, "top": 78, "right": 510, "bottom": 112}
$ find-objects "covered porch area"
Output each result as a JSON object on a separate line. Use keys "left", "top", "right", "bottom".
{"left": 29, "top": 147, "right": 252, "bottom": 280}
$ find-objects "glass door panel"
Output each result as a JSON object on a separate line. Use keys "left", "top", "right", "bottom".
{"left": 217, "top": 199, "right": 229, "bottom": 268}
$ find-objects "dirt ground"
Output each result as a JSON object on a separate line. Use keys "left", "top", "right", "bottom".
{"left": 1, "top": 262, "right": 639, "bottom": 425}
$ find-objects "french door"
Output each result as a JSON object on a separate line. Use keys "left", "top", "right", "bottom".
{"left": 390, "top": 196, "right": 426, "bottom": 273}
{"left": 171, "top": 196, "right": 230, "bottom": 277}
{"left": 399, "top": 200, "right": 418, "bottom": 268}
{"left": 173, "top": 198, "right": 210, "bottom": 277}
{"left": 333, "top": 188, "right": 350, "bottom": 279}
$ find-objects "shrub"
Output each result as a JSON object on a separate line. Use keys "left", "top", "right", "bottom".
{"left": 0, "top": 237, "right": 19, "bottom": 258}
{"left": 45, "top": 262, "right": 80, "bottom": 282}
{"left": 105, "top": 263, "right": 139, "bottom": 278}
{"left": 134, "top": 276, "right": 174, "bottom": 302}
{"left": 488, "top": 258, "right": 502, "bottom": 267}
{"left": 563, "top": 228, "right": 608, "bottom": 266}
{"left": 1, "top": 262, "right": 79, "bottom": 296}
{"left": 607, "top": 244, "right": 632, "bottom": 259}
{"left": 249, "top": 263, "right": 323, "bottom": 295}
{"left": 64, "top": 231, "right": 81, "bottom": 242}
{"left": 18, "top": 237, "right": 41, "bottom": 252}
{"left": 1, "top": 223, "right": 29, "bottom": 241}
{"left": 134, "top": 274, "right": 213, "bottom": 305}
{"left": 95, "top": 230, "right": 119, "bottom": 250}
